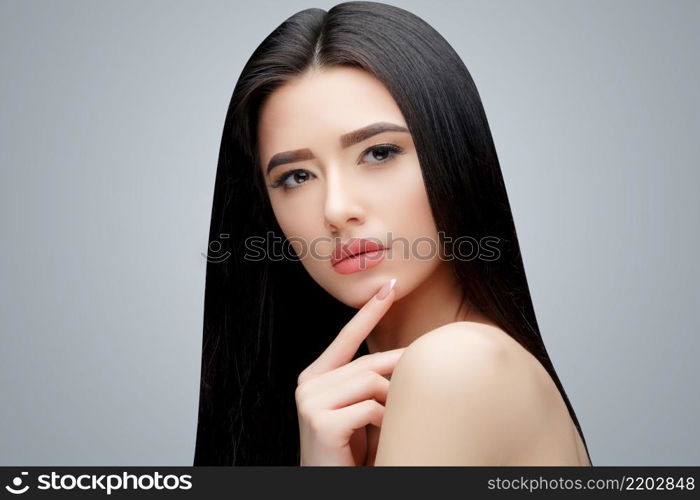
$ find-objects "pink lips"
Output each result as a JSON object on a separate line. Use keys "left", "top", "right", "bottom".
{"left": 331, "top": 238, "right": 387, "bottom": 275}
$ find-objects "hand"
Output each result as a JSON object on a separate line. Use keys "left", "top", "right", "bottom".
{"left": 295, "top": 278, "right": 401, "bottom": 466}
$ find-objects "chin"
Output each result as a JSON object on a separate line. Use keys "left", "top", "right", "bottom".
{"left": 335, "top": 278, "right": 397, "bottom": 309}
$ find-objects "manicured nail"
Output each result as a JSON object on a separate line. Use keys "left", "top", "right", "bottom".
{"left": 376, "top": 278, "right": 397, "bottom": 300}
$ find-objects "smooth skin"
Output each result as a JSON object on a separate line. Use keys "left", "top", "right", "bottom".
{"left": 372, "top": 321, "right": 592, "bottom": 466}
{"left": 259, "top": 65, "right": 591, "bottom": 466}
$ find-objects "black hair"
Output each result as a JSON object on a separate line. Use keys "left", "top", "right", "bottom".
{"left": 193, "top": 0, "right": 592, "bottom": 465}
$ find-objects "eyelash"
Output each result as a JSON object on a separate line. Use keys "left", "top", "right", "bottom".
{"left": 269, "top": 144, "right": 405, "bottom": 191}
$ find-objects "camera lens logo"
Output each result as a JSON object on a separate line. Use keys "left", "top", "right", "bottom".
{"left": 5, "top": 472, "right": 29, "bottom": 494}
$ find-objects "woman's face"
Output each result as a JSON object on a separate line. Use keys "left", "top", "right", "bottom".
{"left": 257, "top": 65, "right": 444, "bottom": 308}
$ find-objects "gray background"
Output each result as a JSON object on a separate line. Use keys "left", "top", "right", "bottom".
{"left": 1, "top": 0, "right": 698, "bottom": 466}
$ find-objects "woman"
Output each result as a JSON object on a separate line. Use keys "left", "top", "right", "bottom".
{"left": 193, "top": 1, "right": 593, "bottom": 466}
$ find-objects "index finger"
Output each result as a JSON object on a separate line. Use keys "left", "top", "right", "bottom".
{"left": 303, "top": 278, "right": 397, "bottom": 378}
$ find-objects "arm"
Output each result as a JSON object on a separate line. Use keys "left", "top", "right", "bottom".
{"left": 372, "top": 323, "right": 555, "bottom": 465}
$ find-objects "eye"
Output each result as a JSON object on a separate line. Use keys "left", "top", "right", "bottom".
{"left": 270, "top": 169, "right": 316, "bottom": 191}
{"left": 360, "top": 144, "right": 404, "bottom": 165}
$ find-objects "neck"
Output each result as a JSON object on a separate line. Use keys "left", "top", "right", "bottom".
{"left": 365, "top": 262, "right": 496, "bottom": 353}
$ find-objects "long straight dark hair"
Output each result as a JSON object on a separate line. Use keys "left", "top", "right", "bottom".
{"left": 194, "top": 1, "right": 592, "bottom": 465}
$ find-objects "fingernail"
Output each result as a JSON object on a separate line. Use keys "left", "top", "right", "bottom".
{"left": 376, "top": 278, "right": 397, "bottom": 300}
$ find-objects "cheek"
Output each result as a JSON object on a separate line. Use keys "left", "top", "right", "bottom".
{"left": 383, "top": 162, "right": 438, "bottom": 245}
{"left": 270, "top": 196, "right": 322, "bottom": 257}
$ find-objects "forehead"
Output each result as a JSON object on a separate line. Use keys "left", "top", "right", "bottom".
{"left": 257, "top": 66, "right": 406, "bottom": 158}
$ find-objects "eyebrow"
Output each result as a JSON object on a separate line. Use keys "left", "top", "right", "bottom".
{"left": 265, "top": 121, "right": 410, "bottom": 175}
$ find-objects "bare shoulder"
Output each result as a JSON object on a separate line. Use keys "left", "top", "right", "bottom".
{"left": 405, "top": 320, "right": 515, "bottom": 361}
{"left": 373, "top": 321, "right": 563, "bottom": 465}
{"left": 400, "top": 321, "right": 552, "bottom": 390}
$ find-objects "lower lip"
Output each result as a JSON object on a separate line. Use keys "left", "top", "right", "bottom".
{"left": 332, "top": 248, "right": 387, "bottom": 275}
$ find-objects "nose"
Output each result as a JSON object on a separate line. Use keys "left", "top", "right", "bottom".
{"left": 323, "top": 166, "right": 366, "bottom": 235}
